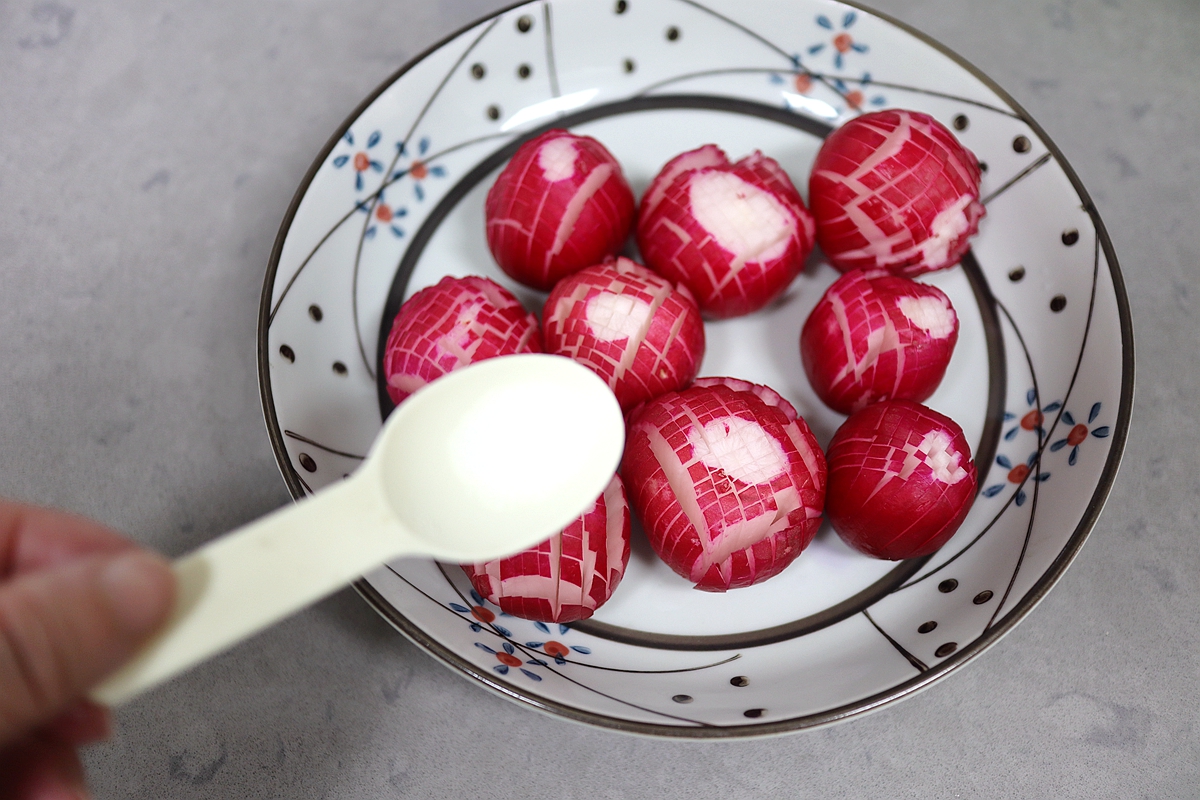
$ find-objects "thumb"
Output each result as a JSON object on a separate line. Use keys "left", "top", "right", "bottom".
{"left": 0, "top": 550, "right": 175, "bottom": 745}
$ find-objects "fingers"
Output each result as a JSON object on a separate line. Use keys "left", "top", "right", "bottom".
{"left": 0, "top": 502, "right": 136, "bottom": 578}
{"left": 43, "top": 701, "right": 111, "bottom": 747}
{"left": 0, "top": 730, "right": 89, "bottom": 800}
{"left": 0, "top": 551, "right": 175, "bottom": 746}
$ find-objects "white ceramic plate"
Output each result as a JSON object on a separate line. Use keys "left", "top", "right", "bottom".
{"left": 259, "top": 0, "right": 1132, "bottom": 736}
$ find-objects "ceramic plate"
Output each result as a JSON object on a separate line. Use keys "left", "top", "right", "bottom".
{"left": 258, "top": 0, "right": 1132, "bottom": 736}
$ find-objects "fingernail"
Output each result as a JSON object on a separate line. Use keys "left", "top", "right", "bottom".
{"left": 99, "top": 552, "right": 175, "bottom": 636}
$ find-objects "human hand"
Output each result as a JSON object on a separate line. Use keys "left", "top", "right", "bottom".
{"left": 0, "top": 501, "right": 175, "bottom": 799}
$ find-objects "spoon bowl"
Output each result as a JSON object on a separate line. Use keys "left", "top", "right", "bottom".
{"left": 92, "top": 354, "right": 624, "bottom": 705}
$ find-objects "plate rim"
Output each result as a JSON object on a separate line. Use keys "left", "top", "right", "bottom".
{"left": 257, "top": 0, "right": 1135, "bottom": 738}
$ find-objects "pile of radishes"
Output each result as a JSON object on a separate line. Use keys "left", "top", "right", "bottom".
{"left": 383, "top": 111, "right": 984, "bottom": 623}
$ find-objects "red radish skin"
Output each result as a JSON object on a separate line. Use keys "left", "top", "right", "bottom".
{"left": 801, "top": 269, "right": 959, "bottom": 415}
{"left": 636, "top": 146, "right": 816, "bottom": 319}
{"left": 622, "top": 380, "right": 827, "bottom": 591}
{"left": 485, "top": 129, "right": 636, "bottom": 291}
{"left": 693, "top": 376, "right": 794, "bottom": 414}
{"left": 463, "top": 475, "right": 631, "bottom": 623}
{"left": 809, "top": 109, "right": 985, "bottom": 277}
{"left": 382, "top": 275, "right": 542, "bottom": 405}
{"left": 542, "top": 257, "right": 705, "bottom": 411}
{"left": 825, "top": 400, "right": 977, "bottom": 560}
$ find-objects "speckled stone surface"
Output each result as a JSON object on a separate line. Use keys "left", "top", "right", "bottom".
{"left": 0, "top": 0, "right": 1195, "bottom": 796}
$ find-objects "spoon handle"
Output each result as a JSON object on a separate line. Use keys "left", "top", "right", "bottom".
{"left": 91, "top": 472, "right": 407, "bottom": 706}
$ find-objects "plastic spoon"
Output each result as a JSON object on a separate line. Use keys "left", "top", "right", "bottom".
{"left": 92, "top": 354, "right": 624, "bottom": 705}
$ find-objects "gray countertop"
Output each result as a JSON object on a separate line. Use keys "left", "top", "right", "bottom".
{"left": 2, "top": 0, "right": 1194, "bottom": 796}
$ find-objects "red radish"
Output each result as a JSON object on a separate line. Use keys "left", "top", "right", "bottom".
{"left": 621, "top": 379, "right": 826, "bottom": 591}
{"left": 636, "top": 145, "right": 816, "bottom": 319}
{"left": 801, "top": 269, "right": 959, "bottom": 415}
{"left": 542, "top": 257, "right": 705, "bottom": 411}
{"left": 462, "top": 475, "right": 631, "bottom": 623}
{"left": 809, "top": 109, "right": 984, "bottom": 277}
{"left": 825, "top": 400, "right": 977, "bottom": 560}
{"left": 485, "top": 129, "right": 636, "bottom": 291}
{"left": 382, "top": 275, "right": 541, "bottom": 405}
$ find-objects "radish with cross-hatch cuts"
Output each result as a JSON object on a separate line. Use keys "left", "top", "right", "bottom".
{"left": 541, "top": 257, "right": 705, "bottom": 412}
{"left": 824, "top": 400, "right": 977, "bottom": 561}
{"left": 485, "top": 129, "right": 636, "bottom": 292}
{"left": 636, "top": 145, "right": 816, "bottom": 319}
{"left": 381, "top": 275, "right": 542, "bottom": 406}
{"left": 809, "top": 109, "right": 985, "bottom": 277}
{"left": 801, "top": 269, "right": 959, "bottom": 415}
{"left": 622, "top": 377, "right": 826, "bottom": 591}
{"left": 462, "top": 475, "right": 631, "bottom": 624}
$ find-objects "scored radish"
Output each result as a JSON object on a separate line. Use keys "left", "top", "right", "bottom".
{"left": 809, "top": 109, "right": 985, "bottom": 277}
{"left": 485, "top": 129, "right": 636, "bottom": 292}
{"left": 462, "top": 474, "right": 631, "bottom": 623}
{"left": 382, "top": 275, "right": 542, "bottom": 405}
{"left": 825, "top": 400, "right": 977, "bottom": 561}
{"left": 801, "top": 269, "right": 959, "bottom": 415}
{"left": 636, "top": 145, "right": 816, "bottom": 319}
{"left": 542, "top": 257, "right": 705, "bottom": 412}
{"left": 621, "top": 379, "right": 826, "bottom": 591}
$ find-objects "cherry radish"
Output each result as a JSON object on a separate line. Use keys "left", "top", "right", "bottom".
{"left": 382, "top": 275, "right": 541, "bottom": 405}
{"left": 621, "top": 379, "right": 826, "bottom": 591}
{"left": 801, "top": 269, "right": 959, "bottom": 415}
{"left": 542, "top": 257, "right": 705, "bottom": 411}
{"left": 636, "top": 145, "right": 816, "bottom": 319}
{"left": 463, "top": 475, "right": 631, "bottom": 623}
{"left": 825, "top": 400, "right": 977, "bottom": 560}
{"left": 809, "top": 109, "right": 984, "bottom": 277}
{"left": 485, "top": 129, "right": 636, "bottom": 291}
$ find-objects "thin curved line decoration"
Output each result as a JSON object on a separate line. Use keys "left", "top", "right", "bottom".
{"left": 282, "top": 430, "right": 366, "bottom": 460}
{"left": 635, "top": 66, "right": 1022, "bottom": 119}
{"left": 671, "top": 0, "right": 860, "bottom": 105}
{"left": 267, "top": 17, "right": 505, "bottom": 329}
{"left": 863, "top": 609, "right": 928, "bottom": 672}
{"left": 981, "top": 152, "right": 1052, "bottom": 206}
{"left": 896, "top": 227, "right": 1102, "bottom": 600}
{"left": 386, "top": 563, "right": 730, "bottom": 726}
{"left": 541, "top": 1, "right": 561, "bottom": 98}
{"left": 348, "top": 17, "right": 506, "bottom": 380}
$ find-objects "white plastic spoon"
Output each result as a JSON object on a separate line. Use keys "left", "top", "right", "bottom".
{"left": 92, "top": 354, "right": 624, "bottom": 705}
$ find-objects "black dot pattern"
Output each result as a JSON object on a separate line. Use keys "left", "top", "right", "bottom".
{"left": 952, "top": 114, "right": 968, "bottom": 131}
{"left": 623, "top": 58, "right": 636, "bottom": 73}
{"left": 1050, "top": 295, "right": 1067, "bottom": 312}
{"left": 730, "top": 676, "right": 749, "bottom": 687}
{"left": 973, "top": 590, "right": 994, "bottom": 605}
{"left": 938, "top": 579, "right": 959, "bottom": 593}
{"left": 672, "top": 694, "right": 693, "bottom": 704}
{"left": 279, "top": 344, "right": 295, "bottom": 363}
{"left": 516, "top": 15, "right": 533, "bottom": 32}
{"left": 666, "top": 25, "right": 680, "bottom": 41}
{"left": 299, "top": 453, "right": 317, "bottom": 472}
{"left": 308, "top": 304, "right": 323, "bottom": 321}
{"left": 470, "top": 63, "right": 485, "bottom": 80}
{"left": 517, "top": 63, "right": 531, "bottom": 79}
{"left": 1009, "top": 266, "right": 1026, "bottom": 282}
{"left": 935, "top": 642, "right": 958, "bottom": 658}
{"left": 333, "top": 361, "right": 348, "bottom": 376}
{"left": 1062, "top": 229, "right": 1080, "bottom": 246}
{"left": 486, "top": 105, "right": 500, "bottom": 120}
{"left": 1013, "top": 135, "right": 1031, "bottom": 153}
{"left": 743, "top": 708, "right": 765, "bottom": 718}
{"left": 918, "top": 621, "right": 937, "bottom": 634}
{"left": 615, "top": 0, "right": 628, "bottom": 12}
